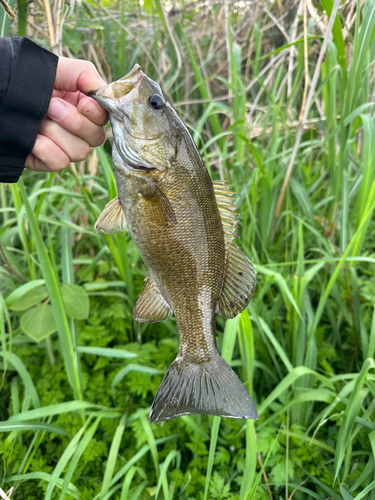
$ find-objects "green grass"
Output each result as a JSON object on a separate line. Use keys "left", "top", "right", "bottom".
{"left": 1, "top": 0, "right": 375, "bottom": 499}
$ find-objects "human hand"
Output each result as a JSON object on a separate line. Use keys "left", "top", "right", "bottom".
{"left": 25, "top": 57, "right": 108, "bottom": 172}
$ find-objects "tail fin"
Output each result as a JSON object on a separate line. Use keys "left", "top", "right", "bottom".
{"left": 149, "top": 356, "right": 257, "bottom": 423}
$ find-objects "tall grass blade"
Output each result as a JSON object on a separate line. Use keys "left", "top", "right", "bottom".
{"left": 204, "top": 316, "right": 240, "bottom": 500}
{"left": 100, "top": 413, "right": 127, "bottom": 498}
{"left": 18, "top": 180, "right": 82, "bottom": 400}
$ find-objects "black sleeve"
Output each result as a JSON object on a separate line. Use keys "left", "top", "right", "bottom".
{"left": 0, "top": 37, "right": 58, "bottom": 183}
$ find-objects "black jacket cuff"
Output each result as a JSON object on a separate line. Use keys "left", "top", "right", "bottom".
{"left": 0, "top": 37, "right": 58, "bottom": 183}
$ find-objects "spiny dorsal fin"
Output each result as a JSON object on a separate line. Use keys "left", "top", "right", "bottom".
{"left": 212, "top": 181, "right": 238, "bottom": 241}
{"left": 133, "top": 273, "right": 173, "bottom": 323}
{"left": 213, "top": 180, "right": 256, "bottom": 319}
{"left": 95, "top": 196, "right": 127, "bottom": 233}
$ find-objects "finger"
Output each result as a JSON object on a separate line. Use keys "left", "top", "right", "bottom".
{"left": 55, "top": 57, "right": 106, "bottom": 95}
{"left": 52, "top": 89, "right": 66, "bottom": 99}
{"left": 47, "top": 98, "right": 106, "bottom": 146}
{"left": 77, "top": 96, "right": 108, "bottom": 126}
{"left": 25, "top": 134, "right": 70, "bottom": 172}
{"left": 25, "top": 152, "right": 52, "bottom": 172}
{"left": 59, "top": 91, "right": 107, "bottom": 126}
{"left": 39, "top": 117, "right": 91, "bottom": 162}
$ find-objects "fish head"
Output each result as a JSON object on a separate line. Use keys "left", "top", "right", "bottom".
{"left": 90, "top": 65, "right": 176, "bottom": 178}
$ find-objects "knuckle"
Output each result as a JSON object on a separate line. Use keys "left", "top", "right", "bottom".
{"left": 38, "top": 134, "right": 54, "bottom": 156}
{"left": 55, "top": 156, "right": 70, "bottom": 171}
{"left": 70, "top": 113, "right": 85, "bottom": 134}
{"left": 71, "top": 141, "right": 91, "bottom": 162}
{"left": 37, "top": 136, "right": 69, "bottom": 171}
{"left": 99, "top": 128, "right": 107, "bottom": 144}
{"left": 84, "top": 60, "right": 96, "bottom": 73}
{"left": 91, "top": 128, "right": 106, "bottom": 147}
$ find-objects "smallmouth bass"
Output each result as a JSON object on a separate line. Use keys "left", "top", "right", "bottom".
{"left": 91, "top": 65, "right": 257, "bottom": 423}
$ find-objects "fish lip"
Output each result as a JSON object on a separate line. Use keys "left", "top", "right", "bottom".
{"left": 120, "top": 63, "right": 143, "bottom": 81}
{"left": 92, "top": 66, "right": 144, "bottom": 104}
{"left": 89, "top": 77, "right": 143, "bottom": 113}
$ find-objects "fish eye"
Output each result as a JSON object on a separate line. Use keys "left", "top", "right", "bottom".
{"left": 148, "top": 94, "right": 164, "bottom": 110}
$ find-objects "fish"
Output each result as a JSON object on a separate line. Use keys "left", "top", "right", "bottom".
{"left": 90, "top": 65, "right": 257, "bottom": 424}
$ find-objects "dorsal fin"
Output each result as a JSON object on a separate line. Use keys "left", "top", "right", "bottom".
{"left": 213, "top": 180, "right": 256, "bottom": 319}
{"left": 95, "top": 196, "right": 127, "bottom": 233}
{"left": 133, "top": 273, "right": 173, "bottom": 323}
{"left": 212, "top": 181, "right": 238, "bottom": 241}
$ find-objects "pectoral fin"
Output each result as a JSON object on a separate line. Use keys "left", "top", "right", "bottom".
{"left": 133, "top": 274, "right": 173, "bottom": 323}
{"left": 212, "top": 180, "right": 256, "bottom": 319}
{"left": 140, "top": 180, "right": 177, "bottom": 227}
{"left": 95, "top": 196, "right": 127, "bottom": 233}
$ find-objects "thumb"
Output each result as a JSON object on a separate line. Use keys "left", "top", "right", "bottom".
{"left": 54, "top": 57, "right": 106, "bottom": 95}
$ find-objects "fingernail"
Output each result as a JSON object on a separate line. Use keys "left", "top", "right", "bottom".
{"left": 48, "top": 99, "right": 68, "bottom": 120}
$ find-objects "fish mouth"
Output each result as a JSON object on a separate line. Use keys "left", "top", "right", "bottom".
{"left": 90, "top": 66, "right": 168, "bottom": 174}
{"left": 89, "top": 64, "right": 144, "bottom": 110}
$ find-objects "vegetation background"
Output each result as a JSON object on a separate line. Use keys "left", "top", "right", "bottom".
{"left": 1, "top": 0, "right": 375, "bottom": 498}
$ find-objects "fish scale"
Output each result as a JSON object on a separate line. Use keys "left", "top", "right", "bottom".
{"left": 91, "top": 64, "right": 257, "bottom": 423}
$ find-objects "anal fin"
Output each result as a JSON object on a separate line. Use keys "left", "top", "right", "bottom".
{"left": 133, "top": 274, "right": 173, "bottom": 323}
{"left": 95, "top": 196, "right": 127, "bottom": 233}
{"left": 217, "top": 241, "right": 256, "bottom": 319}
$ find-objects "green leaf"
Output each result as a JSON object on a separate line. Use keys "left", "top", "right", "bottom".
{"left": 75, "top": 346, "right": 137, "bottom": 359}
{"left": 100, "top": 413, "right": 127, "bottom": 498}
{"left": 0, "top": 351, "right": 40, "bottom": 408}
{"left": 21, "top": 304, "right": 57, "bottom": 342}
{"left": 61, "top": 284, "right": 90, "bottom": 320}
{"left": 62, "top": 29, "right": 82, "bottom": 55}
{"left": 5, "top": 280, "right": 46, "bottom": 308}
{"left": 111, "top": 364, "right": 161, "bottom": 390}
{"left": 7, "top": 400, "right": 102, "bottom": 422}
{"left": 17, "top": 0, "right": 27, "bottom": 36}
{"left": 155, "top": 450, "right": 181, "bottom": 500}
{"left": 9, "top": 285, "right": 48, "bottom": 311}
{"left": 19, "top": 179, "right": 82, "bottom": 400}
{"left": 0, "top": 421, "right": 72, "bottom": 437}
{"left": 75, "top": 19, "right": 104, "bottom": 29}
{"left": 340, "top": 484, "right": 354, "bottom": 500}
{"left": 6, "top": 472, "right": 79, "bottom": 499}
{"left": 120, "top": 467, "right": 147, "bottom": 500}
{"left": 209, "top": 472, "right": 230, "bottom": 500}
{"left": 59, "top": 418, "right": 102, "bottom": 500}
